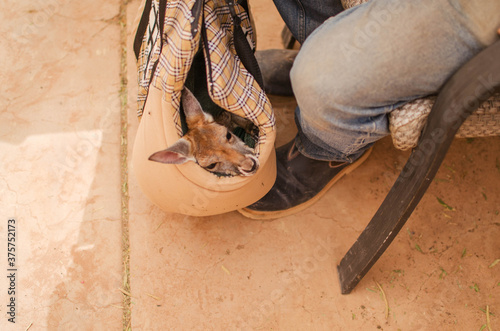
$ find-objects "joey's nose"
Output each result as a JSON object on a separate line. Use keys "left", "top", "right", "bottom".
{"left": 248, "top": 157, "right": 259, "bottom": 172}
{"left": 239, "top": 156, "right": 259, "bottom": 176}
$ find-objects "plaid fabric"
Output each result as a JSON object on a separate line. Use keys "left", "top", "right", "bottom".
{"left": 136, "top": 0, "right": 163, "bottom": 114}
{"left": 135, "top": 0, "right": 275, "bottom": 155}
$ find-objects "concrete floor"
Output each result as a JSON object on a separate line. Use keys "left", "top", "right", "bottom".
{"left": 1, "top": 0, "right": 498, "bottom": 330}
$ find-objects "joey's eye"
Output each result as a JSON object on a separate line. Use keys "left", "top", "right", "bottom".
{"left": 206, "top": 163, "right": 217, "bottom": 170}
{"left": 226, "top": 131, "right": 232, "bottom": 141}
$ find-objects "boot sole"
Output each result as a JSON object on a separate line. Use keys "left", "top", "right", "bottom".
{"left": 238, "top": 147, "right": 373, "bottom": 220}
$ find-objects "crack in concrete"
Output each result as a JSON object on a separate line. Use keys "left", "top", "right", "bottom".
{"left": 312, "top": 212, "right": 362, "bottom": 233}
{"left": 118, "top": 0, "right": 131, "bottom": 330}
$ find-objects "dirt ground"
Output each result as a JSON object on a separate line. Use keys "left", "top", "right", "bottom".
{"left": 0, "top": 0, "right": 498, "bottom": 330}
{"left": 127, "top": 0, "right": 499, "bottom": 330}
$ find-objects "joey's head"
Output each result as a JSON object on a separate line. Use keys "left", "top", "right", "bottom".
{"left": 148, "top": 88, "right": 259, "bottom": 176}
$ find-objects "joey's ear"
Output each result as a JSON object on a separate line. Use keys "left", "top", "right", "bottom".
{"left": 148, "top": 138, "right": 195, "bottom": 164}
{"left": 182, "top": 87, "right": 212, "bottom": 124}
{"left": 182, "top": 87, "right": 203, "bottom": 117}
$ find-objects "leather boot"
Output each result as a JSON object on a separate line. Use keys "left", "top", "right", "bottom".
{"left": 255, "top": 49, "right": 298, "bottom": 96}
{"left": 239, "top": 139, "right": 372, "bottom": 219}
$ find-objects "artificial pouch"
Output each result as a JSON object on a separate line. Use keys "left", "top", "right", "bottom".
{"left": 131, "top": 0, "right": 276, "bottom": 216}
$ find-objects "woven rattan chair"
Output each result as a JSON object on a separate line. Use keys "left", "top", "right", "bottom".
{"left": 336, "top": 0, "right": 500, "bottom": 294}
{"left": 280, "top": 0, "right": 500, "bottom": 294}
{"left": 338, "top": 39, "right": 500, "bottom": 294}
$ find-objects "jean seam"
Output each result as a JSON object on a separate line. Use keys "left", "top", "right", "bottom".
{"left": 293, "top": 0, "right": 305, "bottom": 43}
{"left": 344, "top": 135, "right": 366, "bottom": 157}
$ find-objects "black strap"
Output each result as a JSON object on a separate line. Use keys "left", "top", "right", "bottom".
{"left": 225, "top": 0, "right": 264, "bottom": 89}
{"left": 133, "top": 0, "right": 167, "bottom": 62}
{"left": 201, "top": 2, "right": 215, "bottom": 95}
{"left": 158, "top": 0, "right": 167, "bottom": 40}
{"left": 191, "top": 0, "right": 204, "bottom": 38}
{"left": 146, "top": 0, "right": 167, "bottom": 88}
{"left": 133, "top": 0, "right": 153, "bottom": 59}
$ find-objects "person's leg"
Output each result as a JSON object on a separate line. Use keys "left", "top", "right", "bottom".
{"left": 257, "top": 0, "right": 345, "bottom": 96}
{"left": 292, "top": 0, "right": 500, "bottom": 163}
{"left": 241, "top": 0, "right": 500, "bottom": 219}
{"left": 272, "top": 0, "right": 344, "bottom": 44}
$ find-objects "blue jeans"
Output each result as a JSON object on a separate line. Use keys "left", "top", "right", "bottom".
{"left": 272, "top": 0, "right": 344, "bottom": 44}
{"left": 274, "top": 0, "right": 500, "bottom": 162}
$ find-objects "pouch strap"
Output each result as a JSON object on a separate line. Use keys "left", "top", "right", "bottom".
{"left": 134, "top": 0, "right": 167, "bottom": 60}
{"left": 224, "top": 0, "right": 264, "bottom": 89}
{"left": 133, "top": 0, "right": 152, "bottom": 59}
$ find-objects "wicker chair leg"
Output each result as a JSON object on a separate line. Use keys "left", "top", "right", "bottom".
{"left": 337, "top": 40, "right": 500, "bottom": 295}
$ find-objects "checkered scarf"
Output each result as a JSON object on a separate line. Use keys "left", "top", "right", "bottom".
{"left": 135, "top": 0, "right": 275, "bottom": 154}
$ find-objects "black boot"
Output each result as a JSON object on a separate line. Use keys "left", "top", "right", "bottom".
{"left": 255, "top": 49, "right": 298, "bottom": 96}
{"left": 239, "top": 139, "right": 372, "bottom": 219}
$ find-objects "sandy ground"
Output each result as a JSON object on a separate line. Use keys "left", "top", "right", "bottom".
{"left": 0, "top": 0, "right": 498, "bottom": 330}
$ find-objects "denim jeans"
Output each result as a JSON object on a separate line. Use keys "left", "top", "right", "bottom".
{"left": 274, "top": 0, "right": 500, "bottom": 162}
{"left": 272, "top": 0, "right": 344, "bottom": 44}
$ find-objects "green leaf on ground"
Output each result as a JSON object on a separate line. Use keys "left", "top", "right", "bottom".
{"left": 437, "top": 197, "right": 455, "bottom": 211}
{"left": 489, "top": 259, "right": 500, "bottom": 268}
